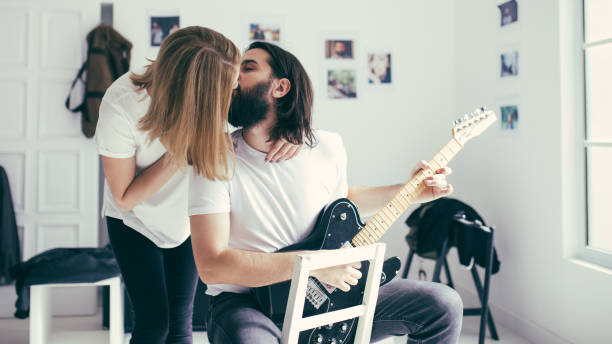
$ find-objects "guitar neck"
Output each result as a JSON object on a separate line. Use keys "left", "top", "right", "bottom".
{"left": 351, "top": 137, "right": 464, "bottom": 247}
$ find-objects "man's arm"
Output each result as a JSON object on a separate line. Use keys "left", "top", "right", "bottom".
{"left": 347, "top": 184, "right": 403, "bottom": 218}
{"left": 347, "top": 160, "right": 453, "bottom": 217}
{"left": 190, "top": 212, "right": 298, "bottom": 287}
{"left": 189, "top": 213, "right": 362, "bottom": 291}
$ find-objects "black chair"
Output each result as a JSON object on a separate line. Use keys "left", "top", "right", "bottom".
{"left": 402, "top": 213, "right": 499, "bottom": 344}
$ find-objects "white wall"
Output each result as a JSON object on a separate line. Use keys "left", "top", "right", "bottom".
{"left": 453, "top": 1, "right": 612, "bottom": 343}
{"left": 106, "top": 0, "right": 458, "bottom": 263}
{"left": 8, "top": 0, "right": 609, "bottom": 342}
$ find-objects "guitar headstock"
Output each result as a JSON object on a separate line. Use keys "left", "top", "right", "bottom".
{"left": 452, "top": 107, "right": 497, "bottom": 145}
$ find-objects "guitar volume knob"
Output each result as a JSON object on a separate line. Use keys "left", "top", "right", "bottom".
{"left": 340, "top": 322, "right": 348, "bottom": 333}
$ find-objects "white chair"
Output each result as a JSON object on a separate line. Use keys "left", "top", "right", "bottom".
{"left": 30, "top": 276, "right": 124, "bottom": 344}
{"left": 281, "top": 243, "right": 386, "bottom": 344}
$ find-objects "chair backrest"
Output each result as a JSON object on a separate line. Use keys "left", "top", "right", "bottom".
{"left": 281, "top": 243, "right": 386, "bottom": 344}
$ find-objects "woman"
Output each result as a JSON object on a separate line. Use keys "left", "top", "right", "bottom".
{"left": 94, "top": 26, "right": 298, "bottom": 344}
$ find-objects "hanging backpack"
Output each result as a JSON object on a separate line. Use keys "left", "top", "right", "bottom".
{"left": 65, "top": 23, "right": 132, "bottom": 138}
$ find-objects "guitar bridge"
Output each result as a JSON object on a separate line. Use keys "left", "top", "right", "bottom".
{"left": 306, "top": 277, "right": 328, "bottom": 309}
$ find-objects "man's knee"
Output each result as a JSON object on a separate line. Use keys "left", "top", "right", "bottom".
{"left": 208, "top": 322, "right": 280, "bottom": 344}
{"left": 433, "top": 284, "right": 463, "bottom": 329}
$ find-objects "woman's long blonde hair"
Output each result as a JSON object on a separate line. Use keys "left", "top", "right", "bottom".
{"left": 131, "top": 26, "right": 240, "bottom": 180}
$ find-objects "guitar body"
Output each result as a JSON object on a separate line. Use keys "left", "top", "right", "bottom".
{"left": 253, "top": 198, "right": 402, "bottom": 344}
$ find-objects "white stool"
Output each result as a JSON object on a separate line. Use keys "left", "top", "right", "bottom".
{"left": 30, "top": 276, "right": 124, "bottom": 344}
{"left": 281, "top": 243, "right": 386, "bottom": 344}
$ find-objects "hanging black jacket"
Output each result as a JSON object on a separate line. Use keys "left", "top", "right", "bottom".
{"left": 0, "top": 166, "right": 20, "bottom": 285}
{"left": 9, "top": 245, "right": 120, "bottom": 319}
{"left": 405, "top": 197, "right": 500, "bottom": 274}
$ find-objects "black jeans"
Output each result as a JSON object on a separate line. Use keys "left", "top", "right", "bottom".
{"left": 206, "top": 279, "right": 463, "bottom": 344}
{"left": 107, "top": 217, "right": 199, "bottom": 344}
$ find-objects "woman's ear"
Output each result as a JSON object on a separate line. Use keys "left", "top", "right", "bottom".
{"left": 272, "top": 78, "right": 291, "bottom": 98}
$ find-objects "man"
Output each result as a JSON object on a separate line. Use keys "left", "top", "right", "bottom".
{"left": 188, "top": 42, "right": 463, "bottom": 343}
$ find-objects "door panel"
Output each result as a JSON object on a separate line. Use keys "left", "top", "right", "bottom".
{"left": 0, "top": 0, "right": 100, "bottom": 317}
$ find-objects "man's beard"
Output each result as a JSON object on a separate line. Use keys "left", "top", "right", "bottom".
{"left": 228, "top": 79, "right": 273, "bottom": 129}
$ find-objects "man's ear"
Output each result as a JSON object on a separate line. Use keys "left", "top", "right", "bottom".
{"left": 271, "top": 78, "right": 291, "bottom": 98}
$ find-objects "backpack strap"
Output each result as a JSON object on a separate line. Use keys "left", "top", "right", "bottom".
{"left": 64, "top": 61, "right": 87, "bottom": 113}
{"left": 64, "top": 47, "right": 110, "bottom": 116}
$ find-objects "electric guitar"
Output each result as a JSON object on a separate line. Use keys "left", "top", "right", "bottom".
{"left": 253, "top": 108, "right": 497, "bottom": 344}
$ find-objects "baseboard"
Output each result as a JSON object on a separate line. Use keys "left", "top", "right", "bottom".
{"left": 454, "top": 284, "right": 572, "bottom": 344}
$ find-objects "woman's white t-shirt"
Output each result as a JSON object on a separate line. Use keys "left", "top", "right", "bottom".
{"left": 94, "top": 72, "right": 189, "bottom": 248}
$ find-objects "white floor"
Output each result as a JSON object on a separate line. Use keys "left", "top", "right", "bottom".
{"left": 0, "top": 312, "right": 531, "bottom": 344}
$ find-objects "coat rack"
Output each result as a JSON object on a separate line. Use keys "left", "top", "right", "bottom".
{"left": 101, "top": 3, "right": 113, "bottom": 26}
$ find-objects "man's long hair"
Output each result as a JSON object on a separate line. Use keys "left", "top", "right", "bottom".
{"left": 247, "top": 42, "right": 316, "bottom": 147}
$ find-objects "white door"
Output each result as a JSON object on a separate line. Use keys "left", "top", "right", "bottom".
{"left": 0, "top": 0, "right": 100, "bottom": 317}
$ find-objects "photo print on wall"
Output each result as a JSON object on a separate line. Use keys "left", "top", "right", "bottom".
{"left": 150, "top": 15, "right": 180, "bottom": 47}
{"left": 325, "top": 40, "right": 354, "bottom": 60}
{"left": 500, "top": 104, "right": 518, "bottom": 130}
{"left": 242, "top": 15, "right": 284, "bottom": 47}
{"left": 500, "top": 50, "right": 518, "bottom": 77}
{"left": 367, "top": 53, "right": 392, "bottom": 85}
{"left": 498, "top": 0, "right": 518, "bottom": 27}
{"left": 249, "top": 23, "right": 280, "bottom": 42}
{"left": 327, "top": 69, "right": 357, "bottom": 99}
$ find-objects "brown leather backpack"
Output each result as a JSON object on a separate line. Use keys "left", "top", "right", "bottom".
{"left": 65, "top": 24, "right": 132, "bottom": 138}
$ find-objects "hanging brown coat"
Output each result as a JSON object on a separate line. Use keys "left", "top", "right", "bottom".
{"left": 66, "top": 23, "right": 132, "bottom": 138}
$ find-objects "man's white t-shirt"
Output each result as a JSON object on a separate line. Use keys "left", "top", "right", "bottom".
{"left": 189, "top": 129, "right": 349, "bottom": 296}
{"left": 94, "top": 72, "right": 190, "bottom": 248}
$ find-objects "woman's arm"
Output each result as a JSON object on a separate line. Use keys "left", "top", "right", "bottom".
{"left": 101, "top": 153, "right": 178, "bottom": 211}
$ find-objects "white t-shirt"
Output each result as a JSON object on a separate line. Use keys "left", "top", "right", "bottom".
{"left": 189, "top": 129, "right": 349, "bottom": 296}
{"left": 94, "top": 72, "right": 190, "bottom": 248}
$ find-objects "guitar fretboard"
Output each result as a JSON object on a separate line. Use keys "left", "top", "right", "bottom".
{"left": 351, "top": 138, "right": 464, "bottom": 247}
